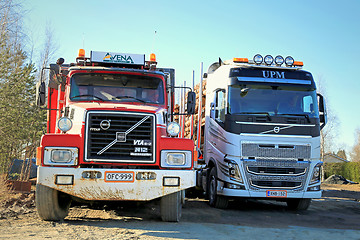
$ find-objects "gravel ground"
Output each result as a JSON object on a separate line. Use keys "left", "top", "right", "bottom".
{"left": 0, "top": 184, "right": 359, "bottom": 240}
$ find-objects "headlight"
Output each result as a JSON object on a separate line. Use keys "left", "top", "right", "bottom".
{"left": 310, "top": 163, "right": 322, "bottom": 184}
{"left": 52, "top": 150, "right": 72, "bottom": 162}
{"left": 44, "top": 147, "right": 78, "bottom": 165}
{"left": 167, "top": 153, "right": 185, "bottom": 165}
{"left": 161, "top": 150, "right": 192, "bottom": 168}
{"left": 167, "top": 122, "right": 180, "bottom": 137}
{"left": 227, "top": 160, "right": 243, "bottom": 183}
{"left": 58, "top": 117, "right": 73, "bottom": 132}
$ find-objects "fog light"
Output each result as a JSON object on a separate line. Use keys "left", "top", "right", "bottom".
{"left": 56, "top": 175, "right": 74, "bottom": 185}
{"left": 57, "top": 117, "right": 73, "bottom": 132}
{"left": 163, "top": 177, "right": 180, "bottom": 187}
{"left": 225, "top": 182, "right": 245, "bottom": 189}
{"left": 307, "top": 185, "right": 321, "bottom": 191}
{"left": 167, "top": 122, "right": 180, "bottom": 137}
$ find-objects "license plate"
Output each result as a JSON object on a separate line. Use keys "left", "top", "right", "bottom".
{"left": 105, "top": 171, "right": 134, "bottom": 182}
{"left": 266, "top": 190, "right": 287, "bottom": 198}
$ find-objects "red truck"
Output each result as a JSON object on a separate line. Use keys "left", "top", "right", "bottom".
{"left": 35, "top": 50, "right": 196, "bottom": 222}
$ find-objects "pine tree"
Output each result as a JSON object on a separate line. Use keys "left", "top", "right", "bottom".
{"left": 0, "top": 0, "right": 46, "bottom": 176}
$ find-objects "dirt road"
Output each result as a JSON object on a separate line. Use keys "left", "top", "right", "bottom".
{"left": 1, "top": 184, "right": 360, "bottom": 239}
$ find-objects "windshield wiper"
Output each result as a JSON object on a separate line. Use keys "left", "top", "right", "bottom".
{"left": 277, "top": 113, "right": 311, "bottom": 123}
{"left": 114, "top": 96, "right": 146, "bottom": 103}
{"left": 239, "top": 112, "right": 272, "bottom": 121}
{"left": 71, "top": 94, "right": 105, "bottom": 101}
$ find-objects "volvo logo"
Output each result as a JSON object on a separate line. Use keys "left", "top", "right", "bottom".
{"left": 100, "top": 120, "right": 111, "bottom": 130}
{"left": 273, "top": 126, "right": 280, "bottom": 133}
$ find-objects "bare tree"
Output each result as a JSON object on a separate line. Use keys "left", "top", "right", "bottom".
{"left": 316, "top": 75, "right": 340, "bottom": 160}
{"left": 39, "top": 22, "right": 58, "bottom": 73}
{"left": 350, "top": 129, "right": 360, "bottom": 162}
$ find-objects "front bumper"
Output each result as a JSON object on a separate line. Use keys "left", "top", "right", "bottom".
{"left": 219, "top": 187, "right": 322, "bottom": 199}
{"left": 37, "top": 167, "right": 196, "bottom": 201}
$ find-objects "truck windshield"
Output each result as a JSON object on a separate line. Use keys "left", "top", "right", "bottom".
{"left": 228, "top": 85, "right": 319, "bottom": 118}
{"left": 70, "top": 73, "right": 164, "bottom": 104}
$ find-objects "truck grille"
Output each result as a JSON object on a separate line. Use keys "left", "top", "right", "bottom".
{"left": 247, "top": 166, "right": 307, "bottom": 175}
{"left": 250, "top": 180, "right": 302, "bottom": 189}
{"left": 85, "top": 111, "right": 155, "bottom": 163}
{"left": 242, "top": 143, "right": 311, "bottom": 159}
{"left": 243, "top": 159, "right": 310, "bottom": 191}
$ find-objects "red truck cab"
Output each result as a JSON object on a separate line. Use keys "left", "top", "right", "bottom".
{"left": 35, "top": 50, "right": 196, "bottom": 222}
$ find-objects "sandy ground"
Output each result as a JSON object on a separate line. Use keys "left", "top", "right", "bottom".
{"left": 0, "top": 184, "right": 360, "bottom": 240}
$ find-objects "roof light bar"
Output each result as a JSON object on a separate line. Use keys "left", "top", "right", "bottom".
{"left": 264, "top": 55, "right": 274, "bottom": 65}
{"left": 253, "top": 54, "right": 263, "bottom": 64}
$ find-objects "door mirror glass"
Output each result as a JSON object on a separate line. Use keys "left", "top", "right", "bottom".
{"left": 186, "top": 91, "right": 196, "bottom": 115}
{"left": 36, "top": 81, "right": 46, "bottom": 106}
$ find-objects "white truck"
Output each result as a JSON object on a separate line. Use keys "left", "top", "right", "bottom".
{"left": 196, "top": 54, "right": 327, "bottom": 210}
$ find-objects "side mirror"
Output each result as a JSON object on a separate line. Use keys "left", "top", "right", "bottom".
{"left": 317, "top": 93, "right": 327, "bottom": 129}
{"left": 186, "top": 91, "right": 196, "bottom": 115}
{"left": 36, "top": 81, "right": 46, "bottom": 106}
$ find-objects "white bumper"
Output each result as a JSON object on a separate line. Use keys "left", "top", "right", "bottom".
{"left": 37, "top": 167, "right": 196, "bottom": 201}
{"left": 219, "top": 188, "right": 322, "bottom": 199}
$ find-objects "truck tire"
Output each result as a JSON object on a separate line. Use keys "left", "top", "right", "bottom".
{"left": 208, "top": 167, "right": 229, "bottom": 209}
{"left": 286, "top": 198, "right": 311, "bottom": 211}
{"left": 36, "top": 184, "right": 71, "bottom": 221}
{"left": 160, "top": 191, "right": 182, "bottom": 222}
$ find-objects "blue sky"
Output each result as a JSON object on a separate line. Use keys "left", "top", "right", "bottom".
{"left": 24, "top": 0, "right": 360, "bottom": 154}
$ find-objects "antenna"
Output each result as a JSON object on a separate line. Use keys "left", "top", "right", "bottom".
{"left": 151, "top": 30, "right": 157, "bottom": 53}
{"left": 82, "top": 33, "right": 85, "bottom": 49}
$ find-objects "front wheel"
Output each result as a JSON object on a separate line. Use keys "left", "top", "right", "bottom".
{"left": 208, "top": 167, "right": 229, "bottom": 209}
{"left": 286, "top": 198, "right": 311, "bottom": 211}
{"left": 160, "top": 191, "right": 182, "bottom": 222}
{"left": 36, "top": 184, "right": 71, "bottom": 221}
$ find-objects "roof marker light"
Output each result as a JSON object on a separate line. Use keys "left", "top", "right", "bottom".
{"left": 293, "top": 61, "right": 304, "bottom": 67}
{"left": 285, "top": 56, "right": 294, "bottom": 66}
{"left": 264, "top": 55, "right": 273, "bottom": 65}
{"left": 253, "top": 54, "right": 263, "bottom": 64}
{"left": 233, "top": 58, "right": 248, "bottom": 63}
{"left": 78, "top": 49, "right": 85, "bottom": 58}
{"left": 275, "top": 55, "right": 284, "bottom": 66}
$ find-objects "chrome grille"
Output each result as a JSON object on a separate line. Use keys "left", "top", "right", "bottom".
{"left": 85, "top": 111, "right": 155, "bottom": 163}
{"left": 242, "top": 143, "right": 311, "bottom": 159}
{"left": 250, "top": 180, "right": 302, "bottom": 189}
{"left": 243, "top": 159, "right": 310, "bottom": 191}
